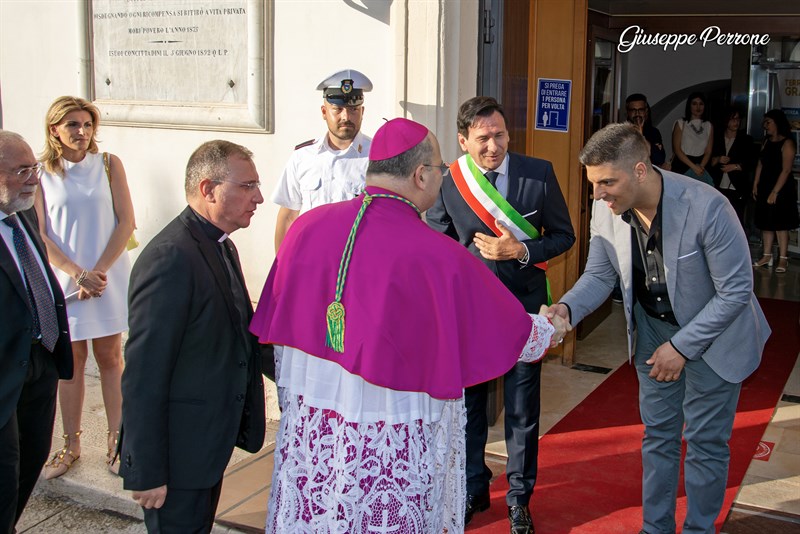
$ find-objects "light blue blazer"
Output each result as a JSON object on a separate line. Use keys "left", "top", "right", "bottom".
{"left": 561, "top": 169, "right": 770, "bottom": 383}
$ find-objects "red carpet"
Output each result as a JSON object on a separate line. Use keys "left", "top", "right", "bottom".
{"left": 469, "top": 298, "right": 799, "bottom": 533}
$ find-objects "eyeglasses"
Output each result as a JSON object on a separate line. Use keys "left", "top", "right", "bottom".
{"left": 3, "top": 163, "right": 42, "bottom": 181}
{"left": 627, "top": 107, "right": 647, "bottom": 115}
{"left": 423, "top": 163, "right": 451, "bottom": 174}
{"left": 213, "top": 179, "right": 261, "bottom": 191}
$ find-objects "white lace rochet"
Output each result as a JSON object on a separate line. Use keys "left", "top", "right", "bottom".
{"left": 266, "top": 314, "right": 553, "bottom": 533}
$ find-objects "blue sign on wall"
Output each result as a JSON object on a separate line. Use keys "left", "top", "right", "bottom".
{"left": 535, "top": 78, "right": 571, "bottom": 133}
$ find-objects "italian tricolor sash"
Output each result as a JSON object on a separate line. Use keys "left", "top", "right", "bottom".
{"left": 450, "top": 154, "right": 551, "bottom": 303}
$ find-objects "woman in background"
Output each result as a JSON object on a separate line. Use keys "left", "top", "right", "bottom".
{"left": 752, "top": 109, "right": 798, "bottom": 273}
{"left": 34, "top": 96, "right": 135, "bottom": 478}
{"left": 710, "top": 107, "right": 755, "bottom": 225}
{"left": 671, "top": 92, "right": 714, "bottom": 185}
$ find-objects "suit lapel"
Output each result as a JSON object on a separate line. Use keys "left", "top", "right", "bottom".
{"left": 181, "top": 209, "right": 242, "bottom": 332}
{"left": 660, "top": 174, "right": 689, "bottom": 300}
{"left": 505, "top": 154, "right": 526, "bottom": 215}
{"left": 0, "top": 228, "right": 30, "bottom": 307}
{"left": 447, "top": 172, "right": 493, "bottom": 234}
{"left": 612, "top": 209, "right": 633, "bottom": 290}
{"left": 2, "top": 210, "right": 63, "bottom": 311}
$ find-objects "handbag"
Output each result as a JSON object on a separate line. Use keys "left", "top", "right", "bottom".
{"left": 684, "top": 167, "right": 715, "bottom": 187}
{"left": 103, "top": 152, "right": 139, "bottom": 250}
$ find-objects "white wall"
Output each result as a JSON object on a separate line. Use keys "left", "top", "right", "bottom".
{"left": 1, "top": 0, "right": 479, "bottom": 418}
{"left": 1, "top": 0, "right": 387, "bottom": 290}
{"left": 621, "top": 43, "right": 733, "bottom": 157}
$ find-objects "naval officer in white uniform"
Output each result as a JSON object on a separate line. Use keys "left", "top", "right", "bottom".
{"left": 271, "top": 69, "right": 373, "bottom": 251}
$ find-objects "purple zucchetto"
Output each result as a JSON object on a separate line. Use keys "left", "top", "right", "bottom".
{"left": 369, "top": 118, "right": 429, "bottom": 161}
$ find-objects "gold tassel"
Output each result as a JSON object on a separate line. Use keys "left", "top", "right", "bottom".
{"left": 325, "top": 301, "right": 346, "bottom": 353}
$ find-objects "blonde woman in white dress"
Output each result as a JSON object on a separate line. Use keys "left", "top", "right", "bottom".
{"left": 33, "top": 96, "right": 135, "bottom": 479}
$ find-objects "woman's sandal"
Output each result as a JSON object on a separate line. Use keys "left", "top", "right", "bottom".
{"left": 752, "top": 254, "right": 773, "bottom": 268}
{"left": 44, "top": 430, "right": 82, "bottom": 480}
{"left": 775, "top": 256, "right": 789, "bottom": 274}
{"left": 106, "top": 429, "right": 120, "bottom": 475}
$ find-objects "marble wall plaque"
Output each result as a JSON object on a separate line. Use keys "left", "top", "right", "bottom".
{"left": 90, "top": 0, "right": 271, "bottom": 132}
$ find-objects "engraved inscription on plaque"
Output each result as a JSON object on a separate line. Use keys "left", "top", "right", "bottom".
{"left": 89, "top": 0, "right": 271, "bottom": 132}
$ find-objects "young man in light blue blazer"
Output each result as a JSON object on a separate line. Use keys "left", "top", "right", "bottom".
{"left": 548, "top": 123, "right": 771, "bottom": 534}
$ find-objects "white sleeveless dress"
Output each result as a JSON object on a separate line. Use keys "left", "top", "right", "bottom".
{"left": 40, "top": 152, "right": 131, "bottom": 341}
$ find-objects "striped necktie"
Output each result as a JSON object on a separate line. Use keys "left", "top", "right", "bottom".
{"left": 4, "top": 214, "right": 59, "bottom": 351}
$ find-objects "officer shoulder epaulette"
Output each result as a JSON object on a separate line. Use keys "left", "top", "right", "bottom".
{"left": 294, "top": 139, "right": 315, "bottom": 150}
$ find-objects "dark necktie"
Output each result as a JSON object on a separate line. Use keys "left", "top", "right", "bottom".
{"left": 485, "top": 171, "right": 499, "bottom": 188}
{"left": 4, "top": 214, "right": 59, "bottom": 351}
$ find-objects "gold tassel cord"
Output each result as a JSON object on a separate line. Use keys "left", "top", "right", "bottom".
{"left": 325, "top": 301, "right": 346, "bottom": 353}
{"left": 324, "top": 193, "right": 421, "bottom": 353}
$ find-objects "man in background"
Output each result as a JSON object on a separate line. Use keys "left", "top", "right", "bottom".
{"left": 271, "top": 68, "right": 373, "bottom": 251}
{"left": 626, "top": 93, "right": 666, "bottom": 167}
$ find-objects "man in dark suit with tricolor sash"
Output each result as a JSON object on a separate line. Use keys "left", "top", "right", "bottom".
{"left": 427, "top": 96, "right": 575, "bottom": 533}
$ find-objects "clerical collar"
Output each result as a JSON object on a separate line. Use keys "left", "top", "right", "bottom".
{"left": 189, "top": 207, "right": 226, "bottom": 242}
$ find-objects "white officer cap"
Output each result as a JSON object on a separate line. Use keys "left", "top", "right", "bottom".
{"left": 316, "top": 69, "right": 373, "bottom": 106}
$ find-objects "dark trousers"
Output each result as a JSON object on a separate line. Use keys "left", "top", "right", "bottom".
{"left": 465, "top": 360, "right": 542, "bottom": 506}
{"left": 143, "top": 479, "right": 223, "bottom": 534}
{"left": 718, "top": 188, "right": 746, "bottom": 228}
{"left": 0, "top": 344, "right": 59, "bottom": 534}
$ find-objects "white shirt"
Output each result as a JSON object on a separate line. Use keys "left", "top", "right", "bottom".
{"left": 473, "top": 153, "right": 511, "bottom": 198}
{"left": 676, "top": 119, "right": 711, "bottom": 157}
{"left": 271, "top": 130, "right": 371, "bottom": 214}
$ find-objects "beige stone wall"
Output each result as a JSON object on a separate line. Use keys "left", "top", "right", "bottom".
{"left": 1, "top": 0, "right": 479, "bottom": 419}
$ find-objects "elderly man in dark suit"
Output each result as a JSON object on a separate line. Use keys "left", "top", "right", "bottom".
{"left": 120, "top": 140, "right": 266, "bottom": 533}
{"left": 0, "top": 130, "right": 73, "bottom": 533}
{"left": 427, "top": 96, "right": 575, "bottom": 534}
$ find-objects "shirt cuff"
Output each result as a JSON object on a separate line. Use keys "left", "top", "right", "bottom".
{"left": 517, "top": 244, "right": 530, "bottom": 266}
{"left": 669, "top": 340, "right": 688, "bottom": 360}
{"left": 558, "top": 302, "right": 573, "bottom": 324}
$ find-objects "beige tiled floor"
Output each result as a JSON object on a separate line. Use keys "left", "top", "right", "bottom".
{"left": 726, "top": 254, "right": 800, "bottom": 525}
{"left": 734, "top": 363, "right": 800, "bottom": 518}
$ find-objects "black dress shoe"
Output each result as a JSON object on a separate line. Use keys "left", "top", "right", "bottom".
{"left": 464, "top": 492, "right": 490, "bottom": 525}
{"left": 508, "top": 504, "right": 534, "bottom": 534}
